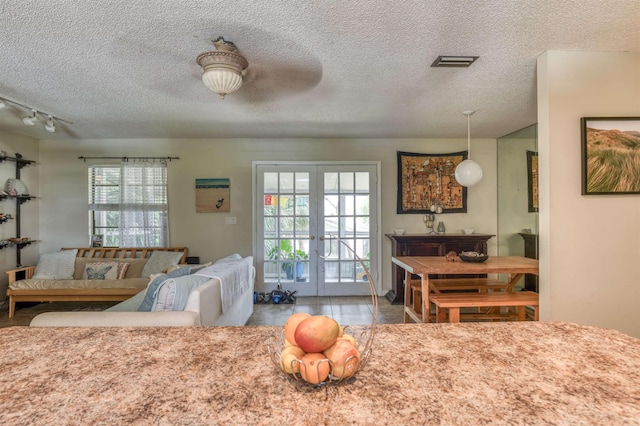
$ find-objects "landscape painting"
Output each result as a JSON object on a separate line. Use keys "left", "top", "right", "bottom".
{"left": 196, "top": 178, "right": 230, "bottom": 212}
{"left": 581, "top": 117, "right": 640, "bottom": 195}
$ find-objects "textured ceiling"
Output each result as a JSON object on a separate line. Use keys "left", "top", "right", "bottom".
{"left": 1, "top": 1, "right": 639, "bottom": 140}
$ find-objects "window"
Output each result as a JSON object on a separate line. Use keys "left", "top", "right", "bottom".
{"left": 88, "top": 161, "right": 169, "bottom": 247}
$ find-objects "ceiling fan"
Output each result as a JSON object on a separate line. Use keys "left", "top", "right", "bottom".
{"left": 195, "top": 35, "right": 323, "bottom": 102}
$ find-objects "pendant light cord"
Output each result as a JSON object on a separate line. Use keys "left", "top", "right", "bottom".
{"left": 463, "top": 110, "right": 475, "bottom": 159}
{"left": 467, "top": 113, "right": 471, "bottom": 158}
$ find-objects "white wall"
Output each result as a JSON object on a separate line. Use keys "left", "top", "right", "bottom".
{"left": 538, "top": 50, "right": 640, "bottom": 337}
{"left": 0, "top": 131, "right": 40, "bottom": 298}
{"left": 38, "top": 137, "right": 497, "bottom": 296}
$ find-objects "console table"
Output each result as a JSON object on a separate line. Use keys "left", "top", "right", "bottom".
{"left": 385, "top": 233, "right": 494, "bottom": 304}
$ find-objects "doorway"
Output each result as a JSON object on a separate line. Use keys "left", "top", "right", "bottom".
{"left": 254, "top": 162, "right": 380, "bottom": 296}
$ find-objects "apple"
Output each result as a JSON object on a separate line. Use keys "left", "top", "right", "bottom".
{"left": 323, "top": 337, "right": 361, "bottom": 379}
{"left": 283, "top": 312, "right": 311, "bottom": 345}
{"left": 294, "top": 315, "right": 341, "bottom": 353}
{"left": 280, "top": 346, "right": 306, "bottom": 374}
{"left": 299, "top": 352, "right": 331, "bottom": 384}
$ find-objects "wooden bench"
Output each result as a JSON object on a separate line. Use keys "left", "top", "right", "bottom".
{"left": 5, "top": 247, "right": 188, "bottom": 318}
{"left": 409, "top": 278, "right": 509, "bottom": 315}
{"left": 430, "top": 291, "right": 539, "bottom": 323}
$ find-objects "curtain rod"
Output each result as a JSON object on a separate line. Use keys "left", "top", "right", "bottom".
{"left": 78, "top": 156, "right": 180, "bottom": 162}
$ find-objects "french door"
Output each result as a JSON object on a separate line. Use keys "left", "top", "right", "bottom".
{"left": 255, "top": 163, "right": 379, "bottom": 296}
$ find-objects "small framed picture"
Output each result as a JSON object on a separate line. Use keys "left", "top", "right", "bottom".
{"left": 91, "top": 234, "right": 103, "bottom": 248}
{"left": 581, "top": 117, "right": 640, "bottom": 194}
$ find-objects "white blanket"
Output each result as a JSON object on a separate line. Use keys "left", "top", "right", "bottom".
{"left": 192, "top": 256, "right": 253, "bottom": 314}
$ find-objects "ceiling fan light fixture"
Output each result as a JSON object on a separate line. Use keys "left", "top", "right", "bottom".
{"left": 196, "top": 37, "right": 249, "bottom": 100}
{"left": 455, "top": 110, "right": 483, "bottom": 187}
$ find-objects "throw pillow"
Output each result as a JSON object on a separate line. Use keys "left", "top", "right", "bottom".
{"left": 80, "top": 259, "right": 130, "bottom": 280}
{"left": 83, "top": 262, "right": 119, "bottom": 280}
{"left": 214, "top": 253, "right": 243, "bottom": 264}
{"left": 165, "top": 261, "right": 213, "bottom": 274}
{"left": 151, "top": 275, "right": 210, "bottom": 312}
{"left": 117, "top": 262, "right": 129, "bottom": 279}
{"left": 140, "top": 251, "right": 185, "bottom": 278}
{"left": 137, "top": 266, "right": 192, "bottom": 312}
{"left": 33, "top": 249, "right": 78, "bottom": 280}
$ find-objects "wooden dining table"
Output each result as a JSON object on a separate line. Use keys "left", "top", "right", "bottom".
{"left": 392, "top": 255, "right": 539, "bottom": 323}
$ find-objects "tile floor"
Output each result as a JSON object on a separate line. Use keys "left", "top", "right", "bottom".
{"left": 0, "top": 296, "right": 404, "bottom": 327}
{"left": 246, "top": 296, "right": 404, "bottom": 326}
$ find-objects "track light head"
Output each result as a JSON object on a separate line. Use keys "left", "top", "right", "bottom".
{"left": 22, "top": 109, "right": 38, "bottom": 126}
{"left": 44, "top": 116, "right": 56, "bottom": 133}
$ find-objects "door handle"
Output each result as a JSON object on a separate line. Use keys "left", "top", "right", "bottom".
{"left": 319, "top": 236, "right": 324, "bottom": 241}
{"left": 310, "top": 235, "right": 315, "bottom": 240}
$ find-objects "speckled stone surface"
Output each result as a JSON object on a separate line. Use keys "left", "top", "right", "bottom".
{"left": 1, "top": 322, "right": 639, "bottom": 425}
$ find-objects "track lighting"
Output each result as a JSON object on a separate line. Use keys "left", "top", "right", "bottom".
{"left": 44, "top": 116, "right": 56, "bottom": 133}
{"left": 22, "top": 110, "right": 38, "bottom": 126}
{"left": 0, "top": 95, "right": 73, "bottom": 132}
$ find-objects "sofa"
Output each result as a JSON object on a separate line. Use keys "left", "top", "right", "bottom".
{"left": 29, "top": 254, "right": 255, "bottom": 327}
{"left": 5, "top": 247, "right": 189, "bottom": 317}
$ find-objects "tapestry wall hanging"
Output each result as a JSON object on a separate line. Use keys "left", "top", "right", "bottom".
{"left": 196, "top": 178, "right": 230, "bottom": 212}
{"left": 581, "top": 117, "right": 640, "bottom": 195}
{"left": 397, "top": 150, "right": 467, "bottom": 214}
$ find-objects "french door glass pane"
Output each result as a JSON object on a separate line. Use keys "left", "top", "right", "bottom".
{"left": 263, "top": 172, "right": 310, "bottom": 284}
{"left": 323, "top": 171, "right": 371, "bottom": 287}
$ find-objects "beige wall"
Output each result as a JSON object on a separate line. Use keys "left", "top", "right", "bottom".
{"left": 37, "top": 137, "right": 497, "bottom": 296}
{"left": 538, "top": 51, "right": 640, "bottom": 337}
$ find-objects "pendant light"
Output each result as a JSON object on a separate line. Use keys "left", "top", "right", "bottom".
{"left": 454, "top": 110, "right": 483, "bottom": 187}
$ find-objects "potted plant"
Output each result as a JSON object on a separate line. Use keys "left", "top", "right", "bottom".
{"left": 268, "top": 240, "right": 308, "bottom": 280}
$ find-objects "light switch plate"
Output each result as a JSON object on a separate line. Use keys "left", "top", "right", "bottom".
{"left": 225, "top": 216, "right": 237, "bottom": 225}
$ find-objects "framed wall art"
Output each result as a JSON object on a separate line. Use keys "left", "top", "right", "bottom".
{"left": 581, "top": 117, "right": 640, "bottom": 195}
{"left": 196, "top": 178, "right": 230, "bottom": 212}
{"left": 397, "top": 150, "right": 468, "bottom": 214}
{"left": 526, "top": 150, "right": 538, "bottom": 212}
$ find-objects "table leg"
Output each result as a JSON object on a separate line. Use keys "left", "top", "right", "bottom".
{"left": 448, "top": 308, "right": 461, "bottom": 323}
{"left": 506, "top": 273, "right": 524, "bottom": 292}
{"left": 516, "top": 306, "right": 525, "bottom": 321}
{"left": 404, "top": 269, "right": 412, "bottom": 323}
{"left": 436, "top": 307, "right": 447, "bottom": 323}
{"left": 421, "top": 274, "right": 430, "bottom": 323}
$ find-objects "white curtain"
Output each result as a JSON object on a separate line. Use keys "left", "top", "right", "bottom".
{"left": 119, "top": 160, "right": 169, "bottom": 247}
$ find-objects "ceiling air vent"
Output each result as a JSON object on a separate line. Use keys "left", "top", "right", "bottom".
{"left": 431, "top": 56, "right": 479, "bottom": 67}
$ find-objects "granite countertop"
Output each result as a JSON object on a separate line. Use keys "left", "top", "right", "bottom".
{"left": 0, "top": 322, "right": 639, "bottom": 425}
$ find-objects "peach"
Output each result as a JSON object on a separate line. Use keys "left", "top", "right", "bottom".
{"left": 342, "top": 334, "right": 357, "bottom": 347}
{"left": 323, "top": 337, "right": 361, "bottom": 379}
{"left": 280, "top": 346, "right": 306, "bottom": 374}
{"left": 294, "top": 315, "right": 340, "bottom": 353}
{"left": 299, "top": 352, "right": 331, "bottom": 384}
{"left": 283, "top": 312, "right": 311, "bottom": 345}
